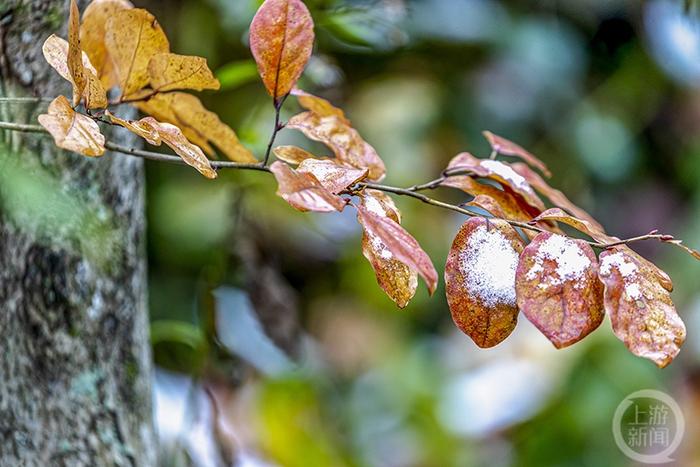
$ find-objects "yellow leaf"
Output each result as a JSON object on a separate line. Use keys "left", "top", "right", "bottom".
{"left": 272, "top": 145, "right": 317, "bottom": 165}
{"left": 68, "top": 0, "right": 87, "bottom": 106}
{"left": 148, "top": 53, "right": 220, "bottom": 92}
{"left": 291, "top": 88, "right": 349, "bottom": 124}
{"left": 105, "top": 110, "right": 160, "bottom": 145}
{"left": 135, "top": 92, "right": 256, "bottom": 163}
{"left": 42, "top": 35, "right": 108, "bottom": 110}
{"left": 38, "top": 95, "right": 105, "bottom": 157}
{"left": 249, "top": 0, "right": 315, "bottom": 101}
{"left": 105, "top": 8, "right": 170, "bottom": 99}
{"left": 81, "top": 0, "right": 134, "bottom": 89}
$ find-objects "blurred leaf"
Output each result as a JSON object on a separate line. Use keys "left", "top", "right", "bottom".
{"left": 215, "top": 60, "right": 259, "bottom": 90}
{"left": 151, "top": 320, "right": 208, "bottom": 374}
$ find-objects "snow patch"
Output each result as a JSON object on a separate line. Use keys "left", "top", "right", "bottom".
{"left": 481, "top": 160, "right": 531, "bottom": 193}
{"left": 600, "top": 252, "right": 643, "bottom": 302}
{"left": 526, "top": 234, "right": 591, "bottom": 288}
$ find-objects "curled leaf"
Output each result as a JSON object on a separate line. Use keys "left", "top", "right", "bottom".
{"left": 148, "top": 53, "right": 220, "bottom": 92}
{"left": 68, "top": 0, "right": 87, "bottom": 106}
{"left": 273, "top": 145, "right": 318, "bottom": 164}
{"left": 296, "top": 159, "right": 367, "bottom": 193}
{"left": 599, "top": 248, "right": 685, "bottom": 367}
{"left": 445, "top": 217, "right": 524, "bottom": 348}
{"left": 250, "top": 0, "right": 315, "bottom": 101}
{"left": 106, "top": 110, "right": 160, "bottom": 145}
{"left": 38, "top": 95, "right": 105, "bottom": 157}
{"left": 287, "top": 111, "right": 386, "bottom": 181}
{"left": 515, "top": 232, "right": 604, "bottom": 348}
{"left": 483, "top": 130, "right": 551, "bottom": 177}
{"left": 356, "top": 204, "right": 438, "bottom": 295}
{"left": 269, "top": 161, "right": 346, "bottom": 212}
{"left": 531, "top": 208, "right": 617, "bottom": 244}
{"left": 105, "top": 8, "right": 170, "bottom": 98}
{"left": 359, "top": 191, "right": 418, "bottom": 308}
{"left": 291, "top": 88, "right": 349, "bottom": 123}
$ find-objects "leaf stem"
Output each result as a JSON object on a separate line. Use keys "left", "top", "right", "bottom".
{"left": 262, "top": 95, "right": 286, "bottom": 166}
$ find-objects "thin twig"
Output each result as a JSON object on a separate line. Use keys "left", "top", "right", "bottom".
{"left": 0, "top": 96, "right": 53, "bottom": 104}
{"left": 262, "top": 96, "right": 286, "bottom": 166}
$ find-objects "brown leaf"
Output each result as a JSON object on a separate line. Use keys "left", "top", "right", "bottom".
{"left": 483, "top": 131, "right": 551, "bottom": 177}
{"left": 291, "top": 88, "right": 349, "bottom": 124}
{"left": 445, "top": 217, "right": 525, "bottom": 347}
{"left": 287, "top": 111, "right": 386, "bottom": 181}
{"left": 42, "top": 35, "right": 108, "bottom": 109}
{"left": 81, "top": 0, "right": 134, "bottom": 88}
{"left": 148, "top": 53, "right": 220, "bottom": 92}
{"left": 531, "top": 208, "right": 617, "bottom": 244}
{"left": 105, "top": 8, "right": 170, "bottom": 98}
{"left": 356, "top": 204, "right": 438, "bottom": 295}
{"left": 598, "top": 248, "right": 686, "bottom": 367}
{"left": 135, "top": 92, "right": 256, "bottom": 163}
{"left": 516, "top": 232, "right": 604, "bottom": 348}
{"left": 106, "top": 110, "right": 160, "bottom": 145}
{"left": 358, "top": 191, "right": 417, "bottom": 308}
{"left": 269, "top": 161, "right": 346, "bottom": 212}
{"left": 662, "top": 238, "right": 700, "bottom": 261}
{"left": 38, "top": 95, "right": 105, "bottom": 157}
{"left": 272, "top": 145, "right": 317, "bottom": 164}
{"left": 68, "top": 0, "right": 87, "bottom": 106}
{"left": 296, "top": 159, "right": 367, "bottom": 193}
{"left": 249, "top": 0, "right": 315, "bottom": 101}
{"left": 466, "top": 194, "right": 507, "bottom": 219}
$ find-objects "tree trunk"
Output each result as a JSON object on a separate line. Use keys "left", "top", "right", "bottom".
{"left": 0, "top": 1, "right": 155, "bottom": 466}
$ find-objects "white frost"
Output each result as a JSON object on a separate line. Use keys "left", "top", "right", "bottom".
{"left": 526, "top": 234, "right": 591, "bottom": 288}
{"left": 459, "top": 225, "right": 519, "bottom": 307}
{"left": 481, "top": 160, "right": 532, "bottom": 193}
{"left": 600, "top": 252, "right": 643, "bottom": 302}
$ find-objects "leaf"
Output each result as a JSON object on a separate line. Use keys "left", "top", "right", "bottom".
{"left": 108, "top": 113, "right": 217, "bottom": 178}
{"left": 80, "top": 0, "right": 134, "bottom": 88}
{"left": 483, "top": 130, "right": 551, "bottom": 177}
{"left": 358, "top": 190, "right": 418, "bottom": 308}
{"left": 105, "top": 8, "right": 170, "bottom": 98}
{"left": 273, "top": 145, "right": 317, "bottom": 164}
{"left": 269, "top": 161, "right": 346, "bottom": 212}
{"left": 356, "top": 204, "right": 438, "bottom": 295}
{"left": 68, "top": 0, "right": 87, "bottom": 106}
{"left": 598, "top": 248, "right": 686, "bottom": 367}
{"left": 291, "top": 88, "right": 349, "bottom": 123}
{"left": 148, "top": 53, "right": 220, "bottom": 92}
{"left": 466, "top": 194, "right": 508, "bottom": 219}
{"left": 515, "top": 232, "right": 604, "bottom": 348}
{"left": 249, "top": 0, "right": 315, "bottom": 101}
{"left": 445, "top": 217, "right": 524, "bottom": 347}
{"left": 38, "top": 95, "right": 105, "bottom": 157}
{"left": 662, "top": 238, "right": 700, "bottom": 261}
{"left": 531, "top": 208, "right": 617, "bottom": 244}
{"left": 296, "top": 158, "right": 367, "bottom": 193}
{"left": 287, "top": 111, "right": 386, "bottom": 181}
{"left": 135, "top": 92, "right": 256, "bottom": 163}
{"left": 42, "top": 35, "right": 108, "bottom": 109}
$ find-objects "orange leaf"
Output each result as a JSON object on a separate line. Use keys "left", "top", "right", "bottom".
{"left": 291, "top": 88, "right": 349, "bottom": 124}
{"left": 287, "top": 111, "right": 386, "bottom": 181}
{"left": 135, "top": 92, "right": 256, "bottom": 163}
{"left": 272, "top": 145, "right": 318, "bottom": 164}
{"left": 296, "top": 159, "right": 367, "bottom": 194}
{"left": 105, "top": 8, "right": 170, "bottom": 98}
{"left": 249, "top": 0, "right": 315, "bottom": 101}
{"left": 483, "top": 131, "right": 551, "bottom": 177}
{"left": 599, "top": 248, "right": 685, "bottom": 367}
{"left": 80, "top": 0, "right": 134, "bottom": 88}
{"left": 269, "top": 161, "right": 346, "bottom": 212}
{"left": 358, "top": 190, "right": 417, "bottom": 308}
{"left": 38, "top": 95, "right": 105, "bottom": 157}
{"left": 68, "top": 0, "right": 87, "bottom": 106}
{"left": 356, "top": 204, "right": 437, "bottom": 295}
{"left": 445, "top": 217, "right": 524, "bottom": 347}
{"left": 148, "top": 53, "right": 220, "bottom": 92}
{"left": 516, "top": 232, "right": 604, "bottom": 348}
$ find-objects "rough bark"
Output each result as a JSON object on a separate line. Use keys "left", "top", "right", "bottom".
{"left": 0, "top": 1, "right": 155, "bottom": 466}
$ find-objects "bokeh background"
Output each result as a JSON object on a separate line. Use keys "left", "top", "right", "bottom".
{"left": 16, "top": 0, "right": 700, "bottom": 465}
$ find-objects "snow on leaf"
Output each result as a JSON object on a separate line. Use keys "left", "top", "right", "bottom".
{"left": 148, "top": 53, "right": 220, "bottom": 92}
{"left": 515, "top": 232, "right": 604, "bottom": 348}
{"left": 356, "top": 204, "right": 437, "bottom": 296}
{"left": 38, "top": 96, "right": 105, "bottom": 157}
{"left": 444, "top": 217, "right": 524, "bottom": 348}
{"left": 270, "top": 161, "right": 346, "bottom": 212}
{"left": 598, "top": 248, "right": 685, "bottom": 368}
{"left": 273, "top": 145, "right": 318, "bottom": 165}
{"left": 483, "top": 130, "right": 551, "bottom": 177}
{"left": 249, "top": 0, "right": 315, "bottom": 101}
{"left": 296, "top": 159, "right": 367, "bottom": 194}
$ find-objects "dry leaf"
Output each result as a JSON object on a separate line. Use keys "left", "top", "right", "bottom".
{"left": 531, "top": 208, "right": 617, "bottom": 244}
{"left": 269, "top": 161, "right": 346, "bottom": 212}
{"left": 356, "top": 204, "right": 438, "bottom": 295}
{"left": 38, "top": 95, "right": 105, "bottom": 157}
{"left": 516, "top": 232, "right": 604, "bottom": 348}
{"left": 483, "top": 131, "right": 551, "bottom": 177}
{"left": 148, "top": 53, "right": 220, "bottom": 92}
{"left": 296, "top": 158, "right": 367, "bottom": 193}
{"left": 81, "top": 0, "right": 134, "bottom": 88}
{"left": 445, "top": 217, "right": 525, "bottom": 347}
{"left": 249, "top": 0, "right": 315, "bottom": 101}
{"left": 291, "top": 88, "right": 349, "bottom": 123}
{"left": 136, "top": 92, "right": 256, "bottom": 163}
{"left": 599, "top": 248, "right": 685, "bottom": 367}
{"left": 287, "top": 111, "right": 386, "bottom": 181}
{"left": 105, "top": 8, "right": 170, "bottom": 98}
{"left": 106, "top": 111, "right": 160, "bottom": 145}
{"left": 42, "top": 35, "right": 108, "bottom": 109}
{"left": 359, "top": 190, "right": 418, "bottom": 308}
{"left": 68, "top": 0, "right": 87, "bottom": 106}
{"left": 273, "top": 145, "right": 317, "bottom": 164}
